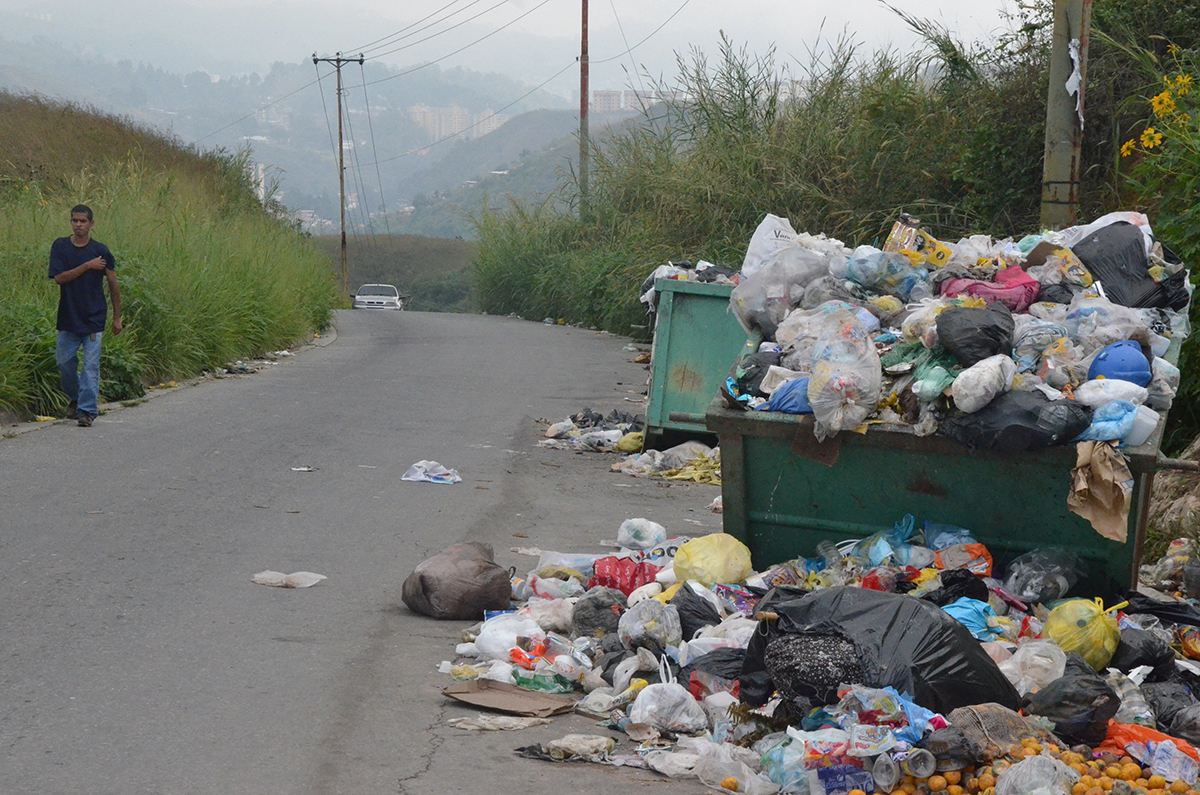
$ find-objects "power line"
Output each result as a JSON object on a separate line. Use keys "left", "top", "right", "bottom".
{"left": 358, "top": 63, "right": 394, "bottom": 238}
{"left": 195, "top": 76, "right": 321, "bottom": 143}
{"left": 594, "top": 0, "right": 693, "bottom": 64}
{"left": 363, "top": 0, "right": 509, "bottom": 61}
{"left": 360, "top": 59, "right": 577, "bottom": 167}
{"left": 345, "top": 0, "right": 471, "bottom": 54}
{"left": 607, "top": 0, "right": 648, "bottom": 97}
{"left": 349, "top": 0, "right": 555, "bottom": 89}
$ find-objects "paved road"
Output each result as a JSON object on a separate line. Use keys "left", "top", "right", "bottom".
{"left": 1, "top": 310, "right": 723, "bottom": 794}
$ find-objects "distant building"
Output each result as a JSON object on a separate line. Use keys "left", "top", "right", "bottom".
{"left": 624, "top": 89, "right": 668, "bottom": 110}
{"left": 473, "top": 109, "right": 509, "bottom": 137}
{"left": 592, "top": 90, "right": 624, "bottom": 113}
{"left": 409, "top": 104, "right": 472, "bottom": 141}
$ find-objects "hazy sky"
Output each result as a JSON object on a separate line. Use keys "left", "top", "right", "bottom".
{"left": 3, "top": 0, "right": 1015, "bottom": 96}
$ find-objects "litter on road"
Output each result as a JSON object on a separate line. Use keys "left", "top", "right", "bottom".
{"left": 251, "top": 570, "right": 327, "bottom": 588}
{"left": 401, "top": 460, "right": 462, "bottom": 484}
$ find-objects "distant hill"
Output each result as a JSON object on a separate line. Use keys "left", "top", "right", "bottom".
{"left": 310, "top": 234, "right": 478, "bottom": 312}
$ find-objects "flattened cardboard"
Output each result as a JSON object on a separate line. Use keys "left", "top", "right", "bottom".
{"left": 441, "top": 679, "right": 576, "bottom": 717}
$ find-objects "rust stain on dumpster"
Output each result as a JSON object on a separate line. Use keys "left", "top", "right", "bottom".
{"left": 908, "top": 476, "right": 948, "bottom": 498}
{"left": 670, "top": 364, "right": 704, "bottom": 393}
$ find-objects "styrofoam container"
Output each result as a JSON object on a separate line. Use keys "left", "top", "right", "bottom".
{"left": 1126, "top": 405, "right": 1160, "bottom": 448}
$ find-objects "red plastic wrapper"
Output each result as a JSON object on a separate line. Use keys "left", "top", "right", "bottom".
{"left": 587, "top": 556, "right": 661, "bottom": 596}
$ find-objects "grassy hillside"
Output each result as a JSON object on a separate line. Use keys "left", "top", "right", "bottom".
{"left": 0, "top": 92, "right": 339, "bottom": 418}
{"left": 311, "top": 234, "right": 477, "bottom": 312}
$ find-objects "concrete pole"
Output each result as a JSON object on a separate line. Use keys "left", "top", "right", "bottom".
{"left": 579, "top": 0, "right": 590, "bottom": 221}
{"left": 1040, "top": 0, "right": 1092, "bottom": 230}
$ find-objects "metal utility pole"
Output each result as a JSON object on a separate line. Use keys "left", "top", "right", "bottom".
{"left": 579, "top": 0, "right": 590, "bottom": 221}
{"left": 1040, "top": 0, "right": 1092, "bottom": 230}
{"left": 312, "top": 51, "right": 364, "bottom": 295}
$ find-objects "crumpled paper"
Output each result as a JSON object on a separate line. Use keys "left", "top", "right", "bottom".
{"left": 1068, "top": 441, "right": 1133, "bottom": 542}
{"left": 401, "top": 460, "right": 462, "bottom": 484}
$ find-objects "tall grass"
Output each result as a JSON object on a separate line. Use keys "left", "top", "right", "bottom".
{"left": 0, "top": 94, "right": 339, "bottom": 417}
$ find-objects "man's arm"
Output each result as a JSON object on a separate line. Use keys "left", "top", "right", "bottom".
{"left": 52, "top": 256, "right": 108, "bottom": 285}
{"left": 106, "top": 268, "right": 122, "bottom": 335}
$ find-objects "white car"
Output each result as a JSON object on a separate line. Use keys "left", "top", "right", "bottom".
{"left": 353, "top": 284, "right": 403, "bottom": 310}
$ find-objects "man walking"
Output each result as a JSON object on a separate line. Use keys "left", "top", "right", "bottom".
{"left": 49, "top": 204, "right": 122, "bottom": 427}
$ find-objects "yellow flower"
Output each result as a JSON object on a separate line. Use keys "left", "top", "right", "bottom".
{"left": 1141, "top": 127, "right": 1164, "bottom": 148}
{"left": 1178, "top": 112, "right": 1192, "bottom": 125}
{"left": 1175, "top": 74, "right": 1193, "bottom": 95}
{"left": 1150, "top": 90, "right": 1177, "bottom": 117}
{"left": 1167, "top": 43, "right": 1181, "bottom": 55}
{"left": 1120, "top": 140, "right": 1136, "bottom": 157}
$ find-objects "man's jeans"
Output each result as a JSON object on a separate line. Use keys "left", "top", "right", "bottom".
{"left": 56, "top": 330, "right": 102, "bottom": 417}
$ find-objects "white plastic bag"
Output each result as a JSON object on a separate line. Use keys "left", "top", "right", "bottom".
{"left": 807, "top": 309, "right": 883, "bottom": 441}
{"left": 731, "top": 244, "right": 836, "bottom": 337}
{"left": 951, "top": 354, "right": 1017, "bottom": 413}
{"left": 618, "top": 599, "right": 682, "bottom": 653}
{"left": 517, "top": 597, "right": 577, "bottom": 634}
{"left": 1073, "top": 378, "right": 1148, "bottom": 408}
{"left": 997, "top": 639, "right": 1067, "bottom": 696}
{"left": 742, "top": 214, "right": 798, "bottom": 280}
{"left": 995, "top": 753, "right": 1079, "bottom": 795}
{"left": 474, "top": 614, "right": 546, "bottom": 661}
{"left": 618, "top": 518, "right": 667, "bottom": 550}
{"left": 629, "top": 682, "right": 709, "bottom": 734}
{"left": 1064, "top": 295, "right": 1149, "bottom": 356}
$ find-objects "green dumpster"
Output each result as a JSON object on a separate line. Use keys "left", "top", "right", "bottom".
{"left": 707, "top": 337, "right": 1177, "bottom": 600}
{"left": 644, "top": 278, "right": 748, "bottom": 448}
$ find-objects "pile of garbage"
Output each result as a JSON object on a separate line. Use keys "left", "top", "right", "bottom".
{"left": 411, "top": 518, "right": 1200, "bottom": 795}
{"left": 724, "top": 212, "right": 1190, "bottom": 450}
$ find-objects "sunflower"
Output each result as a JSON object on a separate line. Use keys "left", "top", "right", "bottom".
{"left": 1141, "top": 127, "right": 1164, "bottom": 148}
{"left": 1120, "top": 140, "right": 1136, "bottom": 157}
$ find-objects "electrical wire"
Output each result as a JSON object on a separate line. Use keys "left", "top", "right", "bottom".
{"left": 345, "top": 0, "right": 471, "bottom": 54}
{"left": 195, "top": 75, "right": 323, "bottom": 143}
{"left": 362, "top": 0, "right": 509, "bottom": 61}
{"left": 340, "top": 93, "right": 378, "bottom": 241}
{"left": 359, "top": 58, "right": 576, "bottom": 167}
{"left": 594, "top": 0, "right": 693, "bottom": 64}
{"left": 607, "top": 0, "right": 648, "bottom": 98}
{"left": 358, "top": 63, "right": 394, "bottom": 238}
{"left": 350, "top": 0, "right": 555, "bottom": 88}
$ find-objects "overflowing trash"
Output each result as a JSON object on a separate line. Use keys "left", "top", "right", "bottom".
{"left": 415, "top": 513, "right": 1200, "bottom": 795}
{"left": 724, "top": 211, "right": 1189, "bottom": 456}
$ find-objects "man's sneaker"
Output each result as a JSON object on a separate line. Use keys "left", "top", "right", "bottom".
{"left": 66, "top": 402, "right": 79, "bottom": 420}
{"left": 77, "top": 414, "right": 94, "bottom": 427}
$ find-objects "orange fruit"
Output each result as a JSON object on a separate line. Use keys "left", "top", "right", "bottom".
{"left": 721, "top": 777, "right": 740, "bottom": 792}
{"left": 1099, "top": 776, "right": 1115, "bottom": 791}
{"left": 891, "top": 790, "right": 907, "bottom": 795}
{"left": 930, "top": 776, "right": 949, "bottom": 793}
{"left": 1081, "top": 777, "right": 1096, "bottom": 788}
{"left": 948, "top": 785, "right": 964, "bottom": 795}
{"left": 1086, "top": 788, "right": 1105, "bottom": 795}
{"left": 945, "top": 772, "right": 963, "bottom": 786}
{"left": 1125, "top": 765, "right": 1145, "bottom": 781}
{"left": 1186, "top": 790, "right": 1200, "bottom": 795}
{"left": 1150, "top": 777, "right": 1169, "bottom": 790}
{"left": 847, "top": 790, "right": 867, "bottom": 795}
{"left": 967, "top": 779, "right": 980, "bottom": 792}
{"left": 1073, "top": 784, "right": 1090, "bottom": 795}
{"left": 1010, "top": 745, "right": 1027, "bottom": 759}
{"left": 1170, "top": 782, "right": 1189, "bottom": 794}
{"left": 978, "top": 774, "right": 996, "bottom": 790}
{"left": 1138, "top": 780, "right": 1151, "bottom": 789}
{"left": 902, "top": 784, "right": 917, "bottom": 795}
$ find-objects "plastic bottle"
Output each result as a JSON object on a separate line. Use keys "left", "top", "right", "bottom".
{"left": 900, "top": 749, "right": 936, "bottom": 779}
{"left": 873, "top": 754, "right": 900, "bottom": 792}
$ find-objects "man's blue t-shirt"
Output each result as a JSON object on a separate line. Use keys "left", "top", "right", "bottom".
{"left": 48, "top": 237, "right": 115, "bottom": 334}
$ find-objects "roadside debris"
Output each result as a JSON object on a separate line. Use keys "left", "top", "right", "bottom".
{"left": 402, "top": 460, "right": 462, "bottom": 484}
{"left": 251, "top": 570, "right": 326, "bottom": 588}
{"left": 403, "top": 542, "right": 512, "bottom": 620}
{"left": 446, "top": 715, "right": 553, "bottom": 732}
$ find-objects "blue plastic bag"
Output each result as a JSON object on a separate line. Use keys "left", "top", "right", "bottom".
{"left": 1074, "top": 400, "right": 1137, "bottom": 441}
{"left": 761, "top": 377, "right": 813, "bottom": 414}
{"left": 923, "top": 521, "right": 977, "bottom": 550}
{"left": 941, "top": 596, "right": 1001, "bottom": 641}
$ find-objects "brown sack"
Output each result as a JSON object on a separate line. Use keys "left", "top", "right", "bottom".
{"left": 402, "top": 542, "right": 512, "bottom": 620}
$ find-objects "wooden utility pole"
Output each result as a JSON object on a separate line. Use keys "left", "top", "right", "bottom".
{"left": 312, "top": 52, "right": 364, "bottom": 295}
{"left": 579, "top": 0, "right": 590, "bottom": 220}
{"left": 1040, "top": 0, "right": 1092, "bottom": 230}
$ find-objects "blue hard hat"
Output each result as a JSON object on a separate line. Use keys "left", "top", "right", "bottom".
{"left": 1088, "top": 340, "right": 1152, "bottom": 386}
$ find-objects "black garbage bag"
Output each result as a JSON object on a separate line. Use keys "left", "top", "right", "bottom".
{"left": 764, "top": 632, "right": 865, "bottom": 721}
{"left": 1124, "top": 592, "right": 1200, "bottom": 627}
{"left": 739, "top": 586, "right": 1020, "bottom": 714}
{"left": 937, "top": 303, "right": 1015, "bottom": 368}
{"left": 572, "top": 587, "right": 628, "bottom": 638}
{"left": 681, "top": 647, "right": 747, "bottom": 681}
{"left": 401, "top": 542, "right": 513, "bottom": 620}
{"left": 671, "top": 583, "right": 723, "bottom": 641}
{"left": 940, "top": 390, "right": 1092, "bottom": 453}
{"left": 1109, "top": 628, "right": 1177, "bottom": 682}
{"left": 736, "top": 350, "right": 784, "bottom": 398}
{"left": 1071, "top": 222, "right": 1190, "bottom": 311}
{"left": 1022, "top": 661, "right": 1120, "bottom": 747}
{"left": 919, "top": 727, "right": 984, "bottom": 770}
{"left": 1166, "top": 704, "right": 1200, "bottom": 746}
{"left": 1038, "top": 283, "right": 1079, "bottom": 305}
{"left": 1142, "top": 680, "right": 1194, "bottom": 730}
{"left": 920, "top": 569, "right": 990, "bottom": 607}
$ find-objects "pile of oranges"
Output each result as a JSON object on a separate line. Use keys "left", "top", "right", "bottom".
{"left": 843, "top": 738, "right": 1200, "bottom": 795}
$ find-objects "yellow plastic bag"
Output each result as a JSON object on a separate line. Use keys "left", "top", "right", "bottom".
{"left": 1044, "top": 597, "right": 1127, "bottom": 671}
{"left": 673, "top": 533, "right": 753, "bottom": 586}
